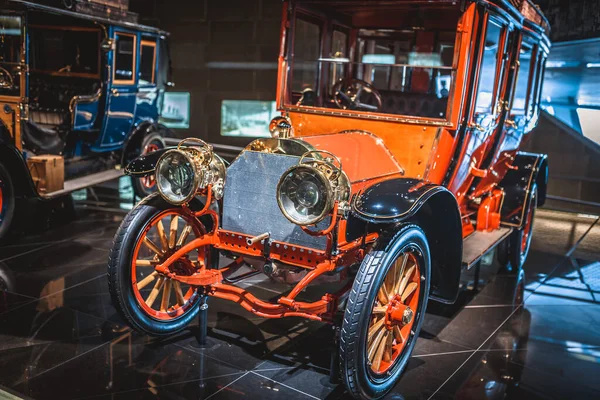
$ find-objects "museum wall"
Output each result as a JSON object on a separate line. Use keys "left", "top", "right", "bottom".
{"left": 130, "top": 0, "right": 282, "bottom": 147}
{"left": 537, "top": 0, "right": 600, "bottom": 42}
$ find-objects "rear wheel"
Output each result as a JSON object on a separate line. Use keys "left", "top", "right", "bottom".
{"left": 132, "top": 133, "right": 166, "bottom": 199}
{"left": 340, "top": 225, "right": 431, "bottom": 399}
{"left": 498, "top": 184, "right": 537, "bottom": 273}
{"left": 108, "top": 194, "right": 210, "bottom": 336}
{"left": 0, "top": 162, "right": 15, "bottom": 242}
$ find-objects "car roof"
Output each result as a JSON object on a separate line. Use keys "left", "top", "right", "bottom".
{"left": 9, "top": 0, "right": 169, "bottom": 36}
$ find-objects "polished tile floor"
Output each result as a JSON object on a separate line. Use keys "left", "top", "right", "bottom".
{"left": 0, "top": 178, "right": 599, "bottom": 400}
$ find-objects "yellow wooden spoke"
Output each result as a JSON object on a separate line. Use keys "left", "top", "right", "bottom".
{"left": 174, "top": 281, "right": 186, "bottom": 306}
{"left": 377, "top": 287, "right": 389, "bottom": 305}
{"left": 176, "top": 225, "right": 193, "bottom": 247}
{"left": 136, "top": 271, "right": 158, "bottom": 290}
{"left": 393, "top": 325, "right": 404, "bottom": 344}
{"left": 401, "top": 282, "right": 418, "bottom": 302}
{"left": 145, "top": 276, "right": 165, "bottom": 308}
{"left": 169, "top": 216, "right": 179, "bottom": 249}
{"left": 383, "top": 330, "right": 394, "bottom": 362}
{"left": 368, "top": 327, "right": 386, "bottom": 362}
{"left": 394, "top": 254, "right": 409, "bottom": 295}
{"left": 143, "top": 237, "right": 163, "bottom": 256}
{"left": 397, "top": 265, "right": 415, "bottom": 299}
{"left": 160, "top": 279, "right": 172, "bottom": 312}
{"left": 372, "top": 331, "right": 390, "bottom": 371}
{"left": 136, "top": 259, "right": 158, "bottom": 267}
{"left": 372, "top": 306, "right": 387, "bottom": 314}
{"left": 368, "top": 317, "right": 385, "bottom": 339}
{"left": 156, "top": 220, "right": 169, "bottom": 251}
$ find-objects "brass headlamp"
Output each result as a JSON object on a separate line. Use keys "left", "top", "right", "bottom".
{"left": 277, "top": 150, "right": 350, "bottom": 226}
{"left": 155, "top": 138, "right": 226, "bottom": 205}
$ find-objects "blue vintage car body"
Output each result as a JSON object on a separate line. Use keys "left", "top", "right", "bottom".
{"left": 0, "top": 0, "right": 174, "bottom": 239}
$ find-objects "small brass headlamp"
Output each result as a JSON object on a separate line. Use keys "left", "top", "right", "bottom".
{"left": 155, "top": 138, "right": 226, "bottom": 205}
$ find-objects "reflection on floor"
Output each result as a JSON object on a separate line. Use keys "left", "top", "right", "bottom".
{"left": 0, "top": 177, "right": 599, "bottom": 400}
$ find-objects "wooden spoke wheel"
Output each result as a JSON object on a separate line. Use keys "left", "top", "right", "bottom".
{"left": 131, "top": 210, "right": 206, "bottom": 321}
{"left": 340, "top": 225, "right": 430, "bottom": 400}
{"left": 367, "top": 252, "right": 420, "bottom": 374}
{"left": 108, "top": 194, "right": 211, "bottom": 336}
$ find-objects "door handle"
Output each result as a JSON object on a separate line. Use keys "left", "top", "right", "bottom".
{"left": 469, "top": 123, "right": 485, "bottom": 132}
{"left": 505, "top": 119, "right": 517, "bottom": 129}
{"left": 110, "top": 88, "right": 120, "bottom": 97}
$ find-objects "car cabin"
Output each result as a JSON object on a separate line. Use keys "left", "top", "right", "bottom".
{"left": 277, "top": 0, "right": 550, "bottom": 224}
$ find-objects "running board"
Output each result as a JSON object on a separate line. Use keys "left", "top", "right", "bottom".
{"left": 41, "top": 168, "right": 124, "bottom": 199}
{"left": 462, "top": 227, "right": 512, "bottom": 269}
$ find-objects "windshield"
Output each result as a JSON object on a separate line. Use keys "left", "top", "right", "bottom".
{"left": 287, "top": 5, "right": 460, "bottom": 120}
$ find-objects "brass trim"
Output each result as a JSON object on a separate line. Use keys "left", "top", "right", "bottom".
{"left": 155, "top": 149, "right": 204, "bottom": 206}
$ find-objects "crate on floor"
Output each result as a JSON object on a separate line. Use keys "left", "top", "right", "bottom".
{"left": 27, "top": 155, "right": 65, "bottom": 194}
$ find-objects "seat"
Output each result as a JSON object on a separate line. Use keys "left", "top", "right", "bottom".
{"left": 22, "top": 121, "right": 65, "bottom": 155}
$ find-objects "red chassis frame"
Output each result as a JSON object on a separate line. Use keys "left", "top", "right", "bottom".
{"left": 150, "top": 187, "right": 374, "bottom": 323}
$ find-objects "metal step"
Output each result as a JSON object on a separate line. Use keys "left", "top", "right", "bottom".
{"left": 41, "top": 168, "right": 124, "bottom": 199}
{"left": 462, "top": 227, "right": 512, "bottom": 269}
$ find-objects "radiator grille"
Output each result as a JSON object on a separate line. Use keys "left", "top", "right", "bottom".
{"left": 222, "top": 151, "right": 330, "bottom": 250}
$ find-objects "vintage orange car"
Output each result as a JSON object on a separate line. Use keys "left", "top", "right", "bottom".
{"left": 108, "top": 0, "right": 550, "bottom": 398}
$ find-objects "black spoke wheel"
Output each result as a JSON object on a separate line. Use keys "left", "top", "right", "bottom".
{"left": 498, "top": 184, "right": 537, "bottom": 273}
{"left": 0, "top": 162, "right": 15, "bottom": 242}
{"left": 340, "top": 224, "right": 431, "bottom": 399}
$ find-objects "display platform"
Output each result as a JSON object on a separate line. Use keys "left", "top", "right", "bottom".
{"left": 0, "top": 178, "right": 599, "bottom": 400}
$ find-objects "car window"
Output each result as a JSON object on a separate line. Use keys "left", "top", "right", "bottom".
{"left": 114, "top": 32, "right": 136, "bottom": 85}
{"left": 512, "top": 41, "right": 535, "bottom": 115}
{"left": 0, "top": 15, "right": 22, "bottom": 96}
{"left": 139, "top": 39, "right": 157, "bottom": 85}
{"left": 292, "top": 17, "right": 321, "bottom": 93}
{"left": 475, "top": 20, "right": 503, "bottom": 114}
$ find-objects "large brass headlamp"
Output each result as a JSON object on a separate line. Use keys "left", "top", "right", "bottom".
{"left": 277, "top": 150, "right": 350, "bottom": 226}
{"left": 155, "top": 138, "right": 226, "bottom": 205}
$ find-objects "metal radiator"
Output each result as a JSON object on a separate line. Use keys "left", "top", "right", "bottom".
{"left": 222, "top": 151, "right": 330, "bottom": 251}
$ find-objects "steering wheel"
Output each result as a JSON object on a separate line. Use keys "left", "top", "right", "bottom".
{"left": 0, "top": 67, "right": 14, "bottom": 91}
{"left": 333, "top": 78, "right": 382, "bottom": 112}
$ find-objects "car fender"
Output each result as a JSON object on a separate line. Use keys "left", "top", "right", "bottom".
{"left": 500, "top": 152, "right": 548, "bottom": 228}
{"left": 350, "top": 178, "right": 463, "bottom": 304}
{"left": 121, "top": 122, "right": 174, "bottom": 166}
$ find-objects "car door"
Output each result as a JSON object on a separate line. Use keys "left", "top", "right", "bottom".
{"left": 447, "top": 14, "right": 510, "bottom": 209}
{"left": 471, "top": 32, "right": 540, "bottom": 198}
{"left": 0, "top": 14, "right": 25, "bottom": 149}
{"left": 99, "top": 29, "right": 138, "bottom": 149}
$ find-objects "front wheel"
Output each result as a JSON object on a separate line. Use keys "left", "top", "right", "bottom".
{"left": 340, "top": 225, "right": 431, "bottom": 399}
{"left": 108, "top": 194, "right": 210, "bottom": 336}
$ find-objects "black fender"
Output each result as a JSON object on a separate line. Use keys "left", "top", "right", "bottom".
{"left": 500, "top": 152, "right": 548, "bottom": 228}
{"left": 120, "top": 122, "right": 174, "bottom": 166}
{"left": 348, "top": 178, "right": 463, "bottom": 304}
{"left": 124, "top": 147, "right": 175, "bottom": 177}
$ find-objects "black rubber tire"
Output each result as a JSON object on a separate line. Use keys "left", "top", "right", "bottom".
{"left": 132, "top": 133, "right": 166, "bottom": 199}
{"left": 340, "top": 224, "right": 431, "bottom": 400}
{"left": 108, "top": 193, "right": 205, "bottom": 336}
{"left": 497, "top": 185, "right": 538, "bottom": 273}
{"left": 0, "top": 162, "right": 15, "bottom": 243}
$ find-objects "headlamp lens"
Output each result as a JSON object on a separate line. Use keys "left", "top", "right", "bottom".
{"left": 278, "top": 166, "right": 331, "bottom": 225}
{"left": 156, "top": 151, "right": 197, "bottom": 204}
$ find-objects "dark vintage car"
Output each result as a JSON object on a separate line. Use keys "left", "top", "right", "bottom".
{"left": 0, "top": 0, "right": 175, "bottom": 241}
{"left": 109, "top": 0, "right": 550, "bottom": 398}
